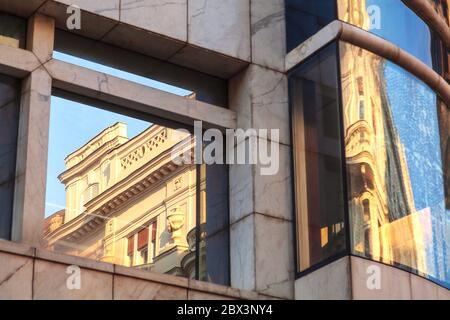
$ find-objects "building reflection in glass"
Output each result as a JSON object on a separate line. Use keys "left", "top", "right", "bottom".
{"left": 340, "top": 41, "right": 449, "bottom": 288}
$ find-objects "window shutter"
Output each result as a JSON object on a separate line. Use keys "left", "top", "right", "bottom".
{"left": 137, "top": 228, "right": 149, "bottom": 250}
{"left": 127, "top": 235, "right": 134, "bottom": 255}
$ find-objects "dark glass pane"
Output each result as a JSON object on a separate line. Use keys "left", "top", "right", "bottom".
{"left": 340, "top": 42, "right": 450, "bottom": 289}
{"left": 0, "top": 73, "right": 20, "bottom": 240}
{"left": 289, "top": 43, "right": 347, "bottom": 272}
{"left": 0, "top": 12, "right": 26, "bottom": 48}
{"left": 285, "top": 0, "right": 337, "bottom": 52}
{"left": 203, "top": 162, "right": 230, "bottom": 285}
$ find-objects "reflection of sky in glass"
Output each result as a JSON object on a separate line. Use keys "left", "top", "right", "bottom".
{"left": 354, "top": 0, "right": 450, "bottom": 290}
{"left": 45, "top": 97, "right": 150, "bottom": 217}
{"left": 383, "top": 61, "right": 449, "bottom": 289}
{"left": 366, "top": 0, "right": 433, "bottom": 68}
{"left": 45, "top": 53, "right": 192, "bottom": 217}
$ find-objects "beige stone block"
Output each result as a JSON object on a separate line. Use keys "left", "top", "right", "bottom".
{"left": 120, "top": 0, "right": 187, "bottom": 42}
{"left": 114, "top": 264, "right": 188, "bottom": 288}
{"left": 45, "top": 59, "right": 236, "bottom": 130}
{"left": 114, "top": 275, "right": 187, "bottom": 300}
{"left": 0, "top": 252, "right": 33, "bottom": 300}
{"left": 52, "top": 0, "right": 120, "bottom": 20}
{"left": 187, "top": 290, "right": 234, "bottom": 300}
{"left": 251, "top": 0, "right": 286, "bottom": 72}
{"left": 188, "top": 0, "right": 250, "bottom": 61}
{"left": 254, "top": 142, "right": 292, "bottom": 221}
{"left": 437, "top": 286, "right": 450, "bottom": 300}
{"left": 27, "top": 14, "right": 55, "bottom": 64}
{"left": 410, "top": 274, "right": 439, "bottom": 300}
{"left": 285, "top": 20, "right": 342, "bottom": 72}
{"left": 229, "top": 65, "right": 290, "bottom": 145}
{"left": 35, "top": 248, "right": 114, "bottom": 273}
{"left": 169, "top": 44, "right": 249, "bottom": 79}
{"left": 254, "top": 214, "right": 294, "bottom": 299}
{"left": 12, "top": 67, "right": 51, "bottom": 247}
{"left": 295, "top": 257, "right": 351, "bottom": 300}
{"left": 351, "top": 256, "right": 412, "bottom": 300}
{"left": 33, "top": 259, "right": 113, "bottom": 299}
{"left": 39, "top": 0, "right": 119, "bottom": 40}
{"left": 229, "top": 162, "right": 253, "bottom": 224}
{"left": 0, "top": 240, "right": 35, "bottom": 257}
{"left": 230, "top": 214, "right": 255, "bottom": 291}
{"left": 0, "top": 44, "right": 40, "bottom": 78}
{"left": 188, "top": 279, "right": 245, "bottom": 299}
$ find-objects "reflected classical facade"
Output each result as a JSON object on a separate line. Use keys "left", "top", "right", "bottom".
{"left": 44, "top": 122, "right": 203, "bottom": 278}
{"left": 340, "top": 0, "right": 449, "bottom": 286}
{"left": 340, "top": 42, "right": 427, "bottom": 274}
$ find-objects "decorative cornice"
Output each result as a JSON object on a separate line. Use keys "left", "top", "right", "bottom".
{"left": 64, "top": 122, "right": 127, "bottom": 169}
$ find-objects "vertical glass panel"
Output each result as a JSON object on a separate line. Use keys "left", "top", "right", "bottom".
{"left": 338, "top": 0, "right": 436, "bottom": 69}
{"left": 0, "top": 12, "right": 26, "bottom": 48}
{"left": 43, "top": 96, "right": 229, "bottom": 283}
{"left": 340, "top": 41, "right": 450, "bottom": 289}
{"left": 289, "top": 43, "right": 347, "bottom": 272}
{"left": 285, "top": 0, "right": 337, "bottom": 52}
{"left": 0, "top": 73, "right": 20, "bottom": 240}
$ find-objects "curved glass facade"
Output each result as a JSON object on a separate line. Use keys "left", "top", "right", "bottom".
{"left": 287, "top": 0, "right": 449, "bottom": 289}
{"left": 340, "top": 42, "right": 449, "bottom": 289}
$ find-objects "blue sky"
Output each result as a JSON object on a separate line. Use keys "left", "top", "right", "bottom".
{"left": 367, "top": 0, "right": 432, "bottom": 67}
{"left": 44, "top": 52, "right": 191, "bottom": 217}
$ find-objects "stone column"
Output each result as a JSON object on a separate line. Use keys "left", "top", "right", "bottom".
{"left": 228, "top": 0, "right": 294, "bottom": 299}
{"left": 12, "top": 14, "right": 54, "bottom": 246}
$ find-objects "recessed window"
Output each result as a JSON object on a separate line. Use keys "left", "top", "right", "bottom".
{"left": 340, "top": 42, "right": 449, "bottom": 289}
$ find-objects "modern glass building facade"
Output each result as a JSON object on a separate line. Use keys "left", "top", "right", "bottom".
{"left": 288, "top": 0, "right": 450, "bottom": 290}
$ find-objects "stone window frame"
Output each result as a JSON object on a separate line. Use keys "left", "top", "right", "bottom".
{"left": 0, "top": 13, "right": 237, "bottom": 251}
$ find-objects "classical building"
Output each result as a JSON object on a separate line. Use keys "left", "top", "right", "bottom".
{"left": 43, "top": 122, "right": 202, "bottom": 278}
